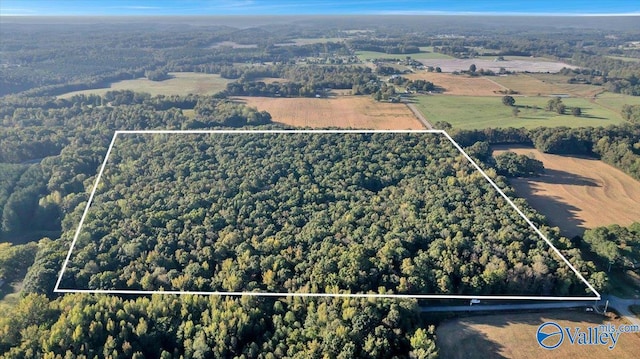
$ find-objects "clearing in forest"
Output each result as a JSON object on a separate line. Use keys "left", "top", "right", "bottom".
{"left": 55, "top": 131, "right": 598, "bottom": 300}
{"left": 236, "top": 96, "right": 424, "bottom": 129}
{"left": 492, "top": 146, "right": 640, "bottom": 238}
{"left": 57, "top": 72, "right": 231, "bottom": 98}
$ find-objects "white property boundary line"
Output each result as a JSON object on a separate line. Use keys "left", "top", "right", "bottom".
{"left": 54, "top": 129, "right": 601, "bottom": 301}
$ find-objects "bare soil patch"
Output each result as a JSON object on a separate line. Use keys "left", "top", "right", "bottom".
{"left": 405, "top": 73, "right": 505, "bottom": 96}
{"left": 236, "top": 96, "right": 423, "bottom": 129}
{"left": 210, "top": 41, "right": 258, "bottom": 49}
{"left": 437, "top": 311, "right": 640, "bottom": 359}
{"left": 493, "top": 146, "right": 640, "bottom": 237}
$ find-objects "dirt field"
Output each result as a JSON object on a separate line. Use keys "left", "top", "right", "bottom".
{"left": 493, "top": 146, "right": 640, "bottom": 237}
{"left": 437, "top": 311, "right": 640, "bottom": 359}
{"left": 210, "top": 41, "right": 258, "bottom": 49}
{"left": 235, "top": 96, "right": 424, "bottom": 129}
{"left": 405, "top": 73, "right": 506, "bottom": 96}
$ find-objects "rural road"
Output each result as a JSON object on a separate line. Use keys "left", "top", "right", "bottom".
{"left": 419, "top": 301, "right": 594, "bottom": 313}
{"left": 602, "top": 295, "right": 640, "bottom": 327}
{"left": 406, "top": 103, "right": 433, "bottom": 129}
{"left": 420, "top": 296, "right": 640, "bottom": 327}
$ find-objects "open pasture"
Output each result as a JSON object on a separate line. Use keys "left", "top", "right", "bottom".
{"left": 490, "top": 74, "right": 567, "bottom": 96}
{"left": 413, "top": 95, "right": 626, "bottom": 130}
{"left": 58, "top": 72, "right": 231, "bottom": 98}
{"left": 355, "top": 48, "right": 454, "bottom": 62}
{"left": 593, "top": 92, "right": 640, "bottom": 112}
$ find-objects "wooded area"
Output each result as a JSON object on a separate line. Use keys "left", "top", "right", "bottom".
{"left": 58, "top": 133, "right": 587, "bottom": 298}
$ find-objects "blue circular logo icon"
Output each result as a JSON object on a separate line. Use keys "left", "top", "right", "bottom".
{"left": 537, "top": 322, "right": 564, "bottom": 350}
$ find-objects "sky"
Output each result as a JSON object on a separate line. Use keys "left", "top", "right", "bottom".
{"left": 1, "top": 0, "right": 638, "bottom": 17}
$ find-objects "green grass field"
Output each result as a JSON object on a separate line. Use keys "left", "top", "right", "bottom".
{"left": 355, "top": 47, "right": 454, "bottom": 62}
{"left": 594, "top": 92, "right": 640, "bottom": 112}
{"left": 58, "top": 72, "right": 231, "bottom": 98}
{"left": 413, "top": 95, "right": 627, "bottom": 129}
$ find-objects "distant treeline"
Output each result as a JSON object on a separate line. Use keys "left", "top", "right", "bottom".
{"left": 223, "top": 65, "right": 380, "bottom": 97}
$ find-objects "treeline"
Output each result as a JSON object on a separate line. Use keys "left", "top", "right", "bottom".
{"left": 388, "top": 76, "right": 436, "bottom": 93}
{"left": 582, "top": 223, "right": 640, "bottom": 273}
{"left": 452, "top": 125, "right": 640, "bottom": 180}
{"left": 224, "top": 66, "right": 379, "bottom": 97}
{"left": 569, "top": 53, "right": 640, "bottom": 94}
{"left": 493, "top": 152, "right": 544, "bottom": 177}
{"left": 622, "top": 104, "right": 640, "bottom": 123}
{"left": 0, "top": 293, "right": 433, "bottom": 358}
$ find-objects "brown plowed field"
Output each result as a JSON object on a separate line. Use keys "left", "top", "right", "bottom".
{"left": 493, "top": 146, "right": 640, "bottom": 237}
{"left": 405, "top": 72, "right": 506, "bottom": 96}
{"left": 437, "top": 312, "right": 640, "bottom": 359}
{"left": 235, "top": 96, "right": 424, "bottom": 129}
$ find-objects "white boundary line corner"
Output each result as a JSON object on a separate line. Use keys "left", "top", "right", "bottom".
{"left": 54, "top": 129, "right": 600, "bottom": 301}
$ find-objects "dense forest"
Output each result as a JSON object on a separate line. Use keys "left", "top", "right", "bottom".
{"left": 58, "top": 132, "right": 589, "bottom": 297}
{"left": 0, "top": 292, "right": 434, "bottom": 358}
